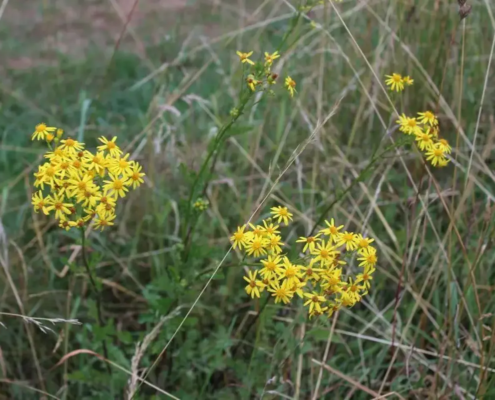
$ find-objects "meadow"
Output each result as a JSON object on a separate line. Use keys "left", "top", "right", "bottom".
{"left": 1, "top": 0, "right": 495, "bottom": 398}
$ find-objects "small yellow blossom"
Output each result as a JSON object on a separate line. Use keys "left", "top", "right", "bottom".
{"left": 230, "top": 225, "right": 252, "bottom": 249}
{"left": 319, "top": 218, "right": 344, "bottom": 243}
{"left": 357, "top": 247, "right": 378, "bottom": 268}
{"left": 303, "top": 292, "right": 326, "bottom": 314}
{"left": 385, "top": 73, "right": 404, "bottom": 92}
{"left": 264, "top": 51, "right": 280, "bottom": 65}
{"left": 402, "top": 76, "right": 414, "bottom": 86}
{"left": 270, "top": 205, "right": 293, "bottom": 225}
{"left": 236, "top": 51, "right": 255, "bottom": 65}
{"left": 245, "top": 236, "right": 269, "bottom": 258}
{"left": 31, "top": 123, "right": 56, "bottom": 141}
{"left": 335, "top": 231, "right": 359, "bottom": 251}
{"left": 267, "top": 279, "right": 294, "bottom": 304}
{"left": 437, "top": 138, "right": 452, "bottom": 154}
{"left": 425, "top": 144, "right": 449, "bottom": 167}
{"left": 31, "top": 191, "right": 50, "bottom": 215}
{"left": 396, "top": 114, "right": 422, "bottom": 135}
{"left": 285, "top": 76, "right": 296, "bottom": 97}
{"left": 417, "top": 111, "right": 438, "bottom": 126}
{"left": 415, "top": 130, "right": 434, "bottom": 151}
{"left": 243, "top": 270, "right": 264, "bottom": 298}
{"left": 260, "top": 255, "right": 283, "bottom": 280}
{"left": 97, "top": 136, "right": 122, "bottom": 157}
{"left": 296, "top": 234, "right": 321, "bottom": 253}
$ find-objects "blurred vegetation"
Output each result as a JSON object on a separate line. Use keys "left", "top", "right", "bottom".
{"left": 1, "top": 0, "right": 495, "bottom": 399}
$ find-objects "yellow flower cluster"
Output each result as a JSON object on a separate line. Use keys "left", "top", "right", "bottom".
{"left": 384, "top": 74, "right": 451, "bottom": 167}
{"left": 385, "top": 73, "right": 414, "bottom": 92}
{"left": 230, "top": 206, "right": 377, "bottom": 318}
{"left": 236, "top": 50, "right": 296, "bottom": 98}
{"left": 396, "top": 111, "right": 451, "bottom": 167}
{"left": 30, "top": 123, "right": 145, "bottom": 231}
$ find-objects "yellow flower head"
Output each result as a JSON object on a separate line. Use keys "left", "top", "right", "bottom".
{"left": 417, "top": 111, "right": 438, "bottom": 127}
{"left": 402, "top": 76, "right": 414, "bottom": 86}
{"left": 97, "top": 136, "right": 122, "bottom": 157}
{"left": 32, "top": 123, "right": 56, "bottom": 141}
{"left": 270, "top": 205, "right": 293, "bottom": 225}
{"left": 264, "top": 51, "right": 280, "bottom": 65}
{"left": 425, "top": 144, "right": 449, "bottom": 167}
{"left": 285, "top": 76, "right": 296, "bottom": 97}
{"left": 396, "top": 114, "right": 422, "bottom": 136}
{"left": 385, "top": 73, "right": 404, "bottom": 92}
{"left": 236, "top": 51, "right": 255, "bottom": 65}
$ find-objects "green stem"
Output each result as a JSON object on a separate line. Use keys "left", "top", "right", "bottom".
{"left": 80, "top": 228, "right": 111, "bottom": 376}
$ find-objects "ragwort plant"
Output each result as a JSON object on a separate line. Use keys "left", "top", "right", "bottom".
{"left": 30, "top": 124, "right": 145, "bottom": 367}
{"left": 231, "top": 207, "right": 377, "bottom": 319}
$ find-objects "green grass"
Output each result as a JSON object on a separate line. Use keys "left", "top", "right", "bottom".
{"left": 1, "top": 0, "right": 495, "bottom": 398}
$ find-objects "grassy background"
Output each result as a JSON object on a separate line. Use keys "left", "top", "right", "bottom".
{"left": 1, "top": 0, "right": 495, "bottom": 398}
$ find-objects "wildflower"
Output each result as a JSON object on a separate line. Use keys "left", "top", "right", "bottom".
{"left": 38, "top": 164, "right": 62, "bottom": 189}
{"left": 425, "top": 144, "right": 449, "bottom": 167}
{"left": 245, "top": 236, "right": 269, "bottom": 258}
{"left": 402, "top": 76, "right": 414, "bottom": 86}
{"left": 357, "top": 247, "right": 378, "bottom": 268}
{"left": 44, "top": 194, "right": 73, "bottom": 220}
{"left": 320, "top": 218, "right": 344, "bottom": 243}
{"left": 94, "top": 212, "right": 116, "bottom": 231}
{"left": 109, "top": 153, "right": 133, "bottom": 176}
{"left": 437, "top": 138, "right": 452, "bottom": 154}
{"left": 97, "top": 136, "right": 122, "bottom": 157}
{"left": 267, "top": 234, "right": 284, "bottom": 254}
{"left": 300, "top": 260, "right": 324, "bottom": 282}
{"left": 31, "top": 191, "right": 50, "bottom": 215}
{"left": 417, "top": 111, "right": 438, "bottom": 126}
{"left": 103, "top": 174, "right": 130, "bottom": 198}
{"left": 262, "top": 220, "right": 280, "bottom": 237}
{"left": 396, "top": 114, "right": 422, "bottom": 135}
{"left": 285, "top": 76, "right": 296, "bottom": 97}
{"left": 311, "top": 241, "right": 338, "bottom": 266}
{"left": 321, "top": 268, "right": 343, "bottom": 289}
{"left": 31, "top": 123, "right": 56, "bottom": 141}
{"left": 246, "top": 74, "right": 260, "bottom": 91}
{"left": 249, "top": 223, "right": 266, "bottom": 237}
{"left": 356, "top": 265, "right": 375, "bottom": 290}
{"left": 230, "top": 225, "right": 252, "bottom": 250}
{"left": 60, "top": 138, "right": 84, "bottom": 155}
{"left": 127, "top": 162, "right": 146, "bottom": 189}
{"left": 260, "top": 255, "right": 283, "bottom": 280}
{"left": 243, "top": 270, "right": 264, "bottom": 299}
{"left": 83, "top": 151, "right": 107, "bottom": 174}
{"left": 56, "top": 128, "right": 64, "bottom": 138}
{"left": 46, "top": 134, "right": 55, "bottom": 142}
{"left": 326, "top": 301, "right": 341, "bottom": 317}
{"left": 270, "top": 205, "right": 293, "bottom": 225}
{"left": 267, "top": 279, "right": 294, "bottom": 304}
{"left": 303, "top": 292, "right": 326, "bottom": 314}
{"left": 335, "top": 231, "right": 359, "bottom": 251}
{"left": 385, "top": 73, "right": 404, "bottom": 92}
{"left": 264, "top": 51, "right": 280, "bottom": 65}
{"left": 76, "top": 189, "right": 101, "bottom": 209}
{"left": 415, "top": 130, "right": 434, "bottom": 151}
{"left": 291, "top": 279, "right": 307, "bottom": 298}
{"left": 355, "top": 234, "right": 375, "bottom": 251}
{"left": 278, "top": 258, "right": 302, "bottom": 286}
{"left": 236, "top": 51, "right": 255, "bottom": 65}
{"left": 296, "top": 234, "right": 321, "bottom": 253}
